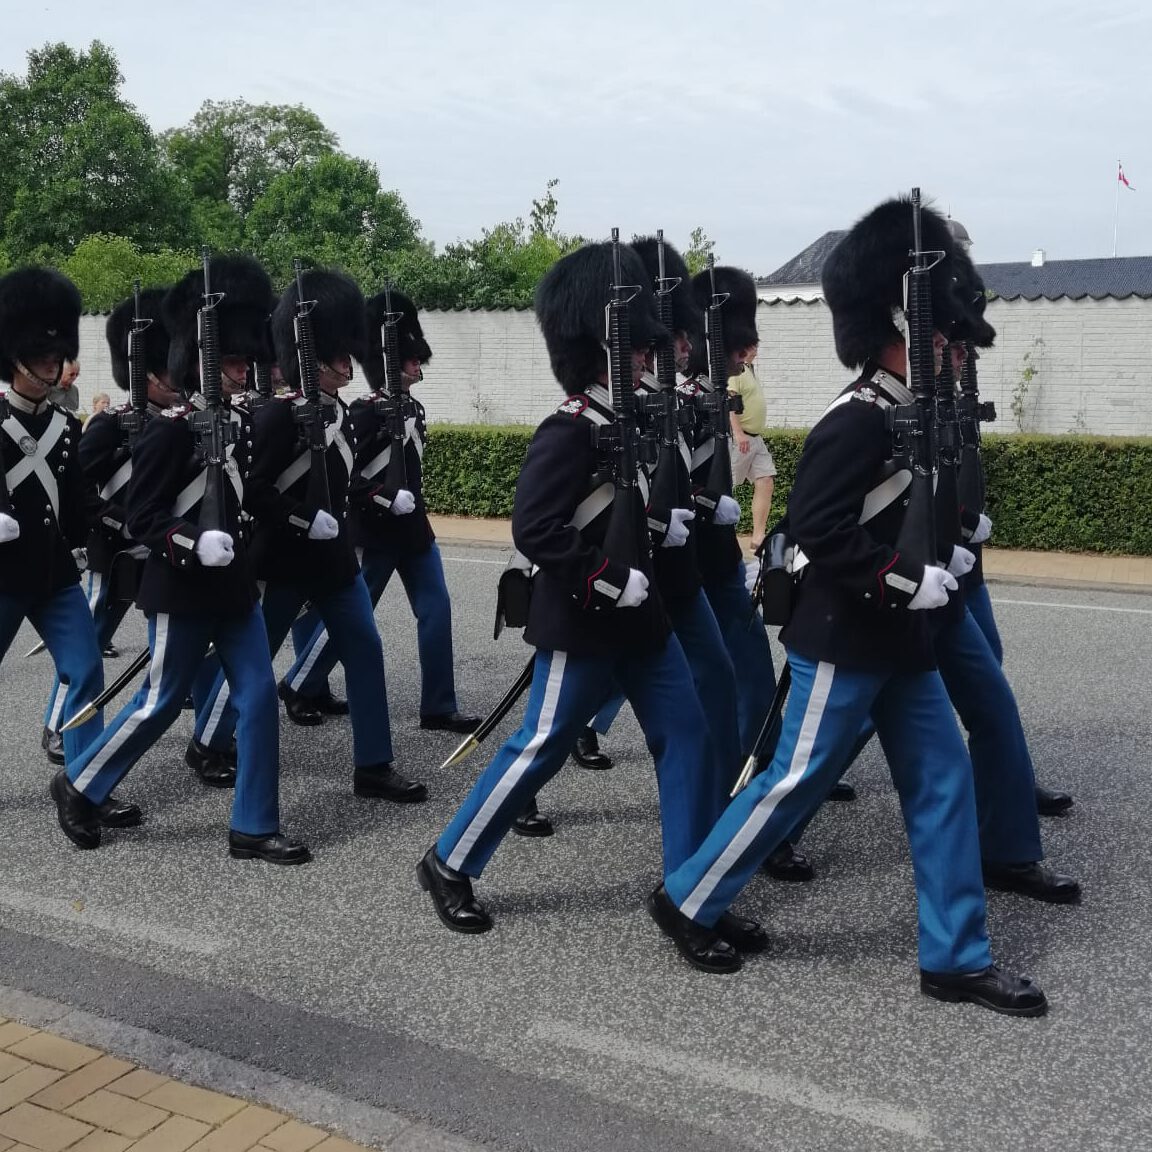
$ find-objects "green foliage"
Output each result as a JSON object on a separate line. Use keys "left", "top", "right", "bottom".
{"left": 684, "top": 226, "right": 716, "bottom": 275}
{"left": 61, "top": 234, "right": 196, "bottom": 312}
{"left": 1010, "top": 337, "right": 1043, "bottom": 432}
{"left": 423, "top": 425, "right": 1152, "bottom": 555}
{"left": 0, "top": 41, "right": 192, "bottom": 261}
{"left": 162, "top": 99, "right": 339, "bottom": 215}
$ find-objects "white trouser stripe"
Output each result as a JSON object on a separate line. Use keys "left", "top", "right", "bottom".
{"left": 680, "top": 660, "right": 837, "bottom": 921}
{"left": 74, "top": 614, "right": 171, "bottom": 793}
{"left": 47, "top": 681, "right": 69, "bottom": 729}
{"left": 199, "top": 677, "right": 232, "bottom": 747}
{"left": 86, "top": 571, "right": 103, "bottom": 614}
{"left": 446, "top": 651, "right": 568, "bottom": 872}
{"left": 288, "top": 629, "right": 329, "bottom": 692}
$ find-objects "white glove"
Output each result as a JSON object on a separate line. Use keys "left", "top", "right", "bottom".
{"left": 390, "top": 488, "right": 416, "bottom": 516}
{"left": 196, "top": 530, "right": 235, "bottom": 568}
{"left": 0, "top": 513, "right": 19, "bottom": 543}
{"left": 71, "top": 547, "right": 89, "bottom": 572}
{"left": 308, "top": 509, "right": 340, "bottom": 540}
{"left": 908, "top": 565, "right": 958, "bottom": 611}
{"left": 714, "top": 494, "right": 741, "bottom": 526}
{"left": 946, "top": 545, "right": 976, "bottom": 578}
{"left": 970, "top": 513, "right": 993, "bottom": 545}
{"left": 616, "top": 568, "right": 649, "bottom": 609}
{"left": 660, "top": 507, "right": 695, "bottom": 549}
{"left": 744, "top": 559, "right": 760, "bottom": 594}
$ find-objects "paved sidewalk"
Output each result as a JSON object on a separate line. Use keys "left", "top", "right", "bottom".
{"left": 0, "top": 1018, "right": 370, "bottom": 1152}
{"left": 429, "top": 514, "right": 1152, "bottom": 590}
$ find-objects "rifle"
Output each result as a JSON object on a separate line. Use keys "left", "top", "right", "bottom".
{"left": 934, "top": 339, "right": 963, "bottom": 555}
{"left": 957, "top": 342, "right": 995, "bottom": 517}
{"left": 693, "top": 256, "right": 741, "bottom": 522}
{"left": 643, "top": 230, "right": 688, "bottom": 545}
{"left": 291, "top": 259, "right": 333, "bottom": 519}
{"left": 889, "top": 189, "right": 940, "bottom": 571}
{"left": 118, "top": 278, "right": 151, "bottom": 446}
{"left": 187, "top": 248, "right": 234, "bottom": 533}
{"left": 596, "top": 229, "right": 649, "bottom": 573}
{"left": 0, "top": 391, "right": 13, "bottom": 519}
{"left": 374, "top": 284, "right": 410, "bottom": 500}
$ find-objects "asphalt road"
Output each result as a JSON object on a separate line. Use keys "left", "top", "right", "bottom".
{"left": 1, "top": 546, "right": 1149, "bottom": 1152}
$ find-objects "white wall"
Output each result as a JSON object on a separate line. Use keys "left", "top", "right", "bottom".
{"left": 73, "top": 296, "right": 1152, "bottom": 435}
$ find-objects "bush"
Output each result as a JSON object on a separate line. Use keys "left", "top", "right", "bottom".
{"left": 424, "top": 425, "right": 1152, "bottom": 555}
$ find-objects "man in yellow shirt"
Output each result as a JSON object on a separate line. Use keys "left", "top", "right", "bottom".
{"left": 728, "top": 342, "right": 774, "bottom": 549}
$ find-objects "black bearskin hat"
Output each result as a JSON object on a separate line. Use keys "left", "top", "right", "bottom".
{"left": 106, "top": 288, "right": 171, "bottom": 391}
{"left": 0, "top": 267, "right": 81, "bottom": 384}
{"left": 690, "top": 266, "right": 760, "bottom": 357}
{"left": 272, "top": 268, "right": 367, "bottom": 391}
{"left": 950, "top": 247, "right": 996, "bottom": 348}
{"left": 163, "top": 255, "right": 276, "bottom": 392}
{"left": 534, "top": 241, "right": 670, "bottom": 395}
{"left": 361, "top": 288, "right": 431, "bottom": 390}
{"left": 630, "top": 236, "right": 705, "bottom": 338}
{"left": 822, "top": 196, "right": 961, "bottom": 369}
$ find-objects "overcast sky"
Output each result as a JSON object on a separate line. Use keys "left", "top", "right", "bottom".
{"left": 4, "top": 0, "right": 1151, "bottom": 275}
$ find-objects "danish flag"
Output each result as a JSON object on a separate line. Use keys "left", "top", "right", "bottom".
{"left": 1119, "top": 162, "right": 1135, "bottom": 190}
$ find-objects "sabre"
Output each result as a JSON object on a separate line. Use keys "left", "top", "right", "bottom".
{"left": 729, "top": 661, "right": 792, "bottom": 796}
{"left": 440, "top": 655, "right": 535, "bottom": 770}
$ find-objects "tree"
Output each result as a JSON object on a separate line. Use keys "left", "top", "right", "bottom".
{"left": 0, "top": 42, "right": 192, "bottom": 261}
{"left": 244, "top": 153, "right": 424, "bottom": 287}
{"left": 62, "top": 234, "right": 196, "bottom": 312}
{"left": 163, "top": 100, "right": 339, "bottom": 216}
{"left": 684, "top": 226, "right": 716, "bottom": 275}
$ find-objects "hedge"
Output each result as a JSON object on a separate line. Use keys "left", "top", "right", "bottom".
{"left": 423, "top": 425, "right": 1152, "bottom": 555}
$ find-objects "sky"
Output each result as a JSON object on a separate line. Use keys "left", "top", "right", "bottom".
{"left": 4, "top": 0, "right": 1151, "bottom": 276}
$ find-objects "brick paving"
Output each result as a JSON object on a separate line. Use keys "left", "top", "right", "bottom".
{"left": 0, "top": 1019, "right": 374, "bottom": 1152}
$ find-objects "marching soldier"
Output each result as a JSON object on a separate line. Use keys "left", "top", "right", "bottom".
{"left": 193, "top": 269, "right": 427, "bottom": 804}
{"left": 0, "top": 267, "right": 118, "bottom": 811}
{"left": 41, "top": 289, "right": 182, "bottom": 764}
{"left": 51, "top": 255, "right": 310, "bottom": 864}
{"left": 279, "top": 289, "right": 479, "bottom": 736}
{"left": 417, "top": 240, "right": 764, "bottom": 957}
{"left": 648, "top": 197, "right": 1047, "bottom": 1016}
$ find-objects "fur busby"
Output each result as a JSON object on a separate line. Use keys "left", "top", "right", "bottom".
{"left": 106, "top": 288, "right": 171, "bottom": 391}
{"left": 690, "top": 266, "right": 759, "bottom": 357}
{"left": 534, "top": 241, "right": 670, "bottom": 395}
{"left": 272, "top": 269, "right": 367, "bottom": 390}
{"left": 630, "top": 236, "right": 705, "bottom": 338}
{"left": 950, "top": 247, "right": 996, "bottom": 348}
{"left": 162, "top": 255, "right": 276, "bottom": 392}
{"left": 822, "top": 196, "right": 961, "bottom": 369}
{"left": 361, "top": 288, "right": 431, "bottom": 390}
{"left": 0, "top": 267, "right": 82, "bottom": 384}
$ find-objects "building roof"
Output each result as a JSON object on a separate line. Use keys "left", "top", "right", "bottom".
{"left": 979, "top": 256, "right": 1152, "bottom": 301}
{"left": 760, "top": 234, "right": 1152, "bottom": 302}
{"left": 758, "top": 231, "right": 845, "bottom": 286}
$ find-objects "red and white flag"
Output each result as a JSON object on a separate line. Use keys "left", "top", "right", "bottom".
{"left": 1119, "top": 162, "right": 1135, "bottom": 190}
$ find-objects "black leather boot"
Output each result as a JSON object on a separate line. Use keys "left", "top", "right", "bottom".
{"left": 41, "top": 725, "right": 64, "bottom": 766}
{"left": 228, "top": 831, "right": 312, "bottom": 865}
{"left": 512, "top": 797, "right": 554, "bottom": 837}
{"left": 50, "top": 770, "right": 101, "bottom": 849}
{"left": 353, "top": 764, "right": 428, "bottom": 803}
{"left": 416, "top": 847, "right": 492, "bottom": 933}
{"left": 185, "top": 739, "right": 237, "bottom": 789}
{"left": 920, "top": 964, "right": 1048, "bottom": 1016}
{"left": 646, "top": 886, "right": 742, "bottom": 973}
{"left": 570, "top": 727, "right": 613, "bottom": 770}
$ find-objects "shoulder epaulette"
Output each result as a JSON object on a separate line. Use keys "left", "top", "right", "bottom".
{"left": 161, "top": 405, "right": 190, "bottom": 419}
{"left": 555, "top": 394, "right": 589, "bottom": 417}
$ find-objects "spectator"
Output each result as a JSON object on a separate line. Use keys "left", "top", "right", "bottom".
{"left": 47, "top": 358, "right": 81, "bottom": 412}
{"left": 727, "top": 342, "right": 775, "bottom": 550}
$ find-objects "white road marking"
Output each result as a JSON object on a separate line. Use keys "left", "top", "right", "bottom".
{"left": 0, "top": 886, "right": 225, "bottom": 957}
{"left": 441, "top": 555, "right": 507, "bottom": 566}
{"left": 529, "top": 1020, "right": 931, "bottom": 1141}
{"left": 991, "top": 597, "right": 1152, "bottom": 615}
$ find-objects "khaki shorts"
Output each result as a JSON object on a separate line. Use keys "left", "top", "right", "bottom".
{"left": 730, "top": 434, "right": 776, "bottom": 484}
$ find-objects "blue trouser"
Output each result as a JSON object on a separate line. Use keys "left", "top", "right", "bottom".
{"left": 1, "top": 583, "right": 104, "bottom": 764}
{"left": 663, "top": 652, "right": 993, "bottom": 975}
{"left": 67, "top": 607, "right": 279, "bottom": 834}
{"left": 703, "top": 564, "right": 777, "bottom": 756}
{"left": 965, "top": 583, "right": 1004, "bottom": 664}
{"left": 935, "top": 607, "right": 1042, "bottom": 864}
{"left": 198, "top": 574, "right": 393, "bottom": 767}
{"left": 784, "top": 608, "right": 1044, "bottom": 864}
{"left": 44, "top": 569, "right": 131, "bottom": 734}
{"left": 438, "top": 637, "right": 714, "bottom": 878}
{"left": 583, "top": 591, "right": 742, "bottom": 822}
{"left": 286, "top": 541, "right": 458, "bottom": 716}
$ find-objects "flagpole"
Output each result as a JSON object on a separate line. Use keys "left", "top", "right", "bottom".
{"left": 1113, "top": 159, "right": 1120, "bottom": 258}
